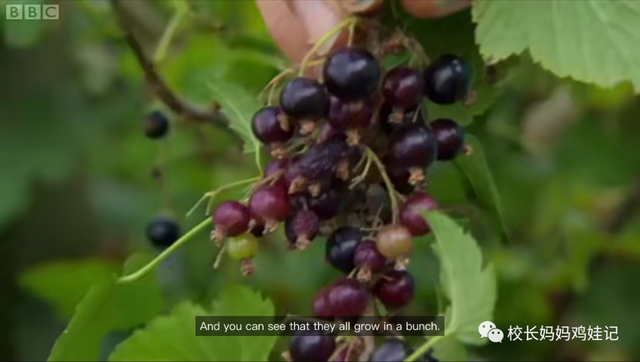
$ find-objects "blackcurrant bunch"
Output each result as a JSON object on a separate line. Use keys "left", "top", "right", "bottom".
{"left": 423, "top": 54, "right": 472, "bottom": 105}
{"left": 146, "top": 216, "right": 180, "bottom": 248}
{"left": 144, "top": 110, "right": 170, "bottom": 139}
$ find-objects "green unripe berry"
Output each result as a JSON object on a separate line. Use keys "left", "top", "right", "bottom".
{"left": 226, "top": 233, "right": 259, "bottom": 260}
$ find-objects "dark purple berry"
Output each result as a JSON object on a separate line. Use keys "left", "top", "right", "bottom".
{"left": 212, "top": 201, "right": 251, "bottom": 240}
{"left": 326, "top": 226, "right": 363, "bottom": 273}
{"left": 146, "top": 216, "right": 180, "bottom": 247}
{"left": 252, "top": 106, "right": 294, "bottom": 145}
{"left": 400, "top": 192, "right": 438, "bottom": 236}
{"left": 265, "top": 158, "right": 290, "bottom": 178}
{"left": 369, "top": 338, "right": 412, "bottom": 362}
{"left": 383, "top": 157, "right": 414, "bottom": 195}
{"left": 285, "top": 210, "right": 320, "bottom": 249}
{"left": 309, "top": 186, "right": 342, "bottom": 220}
{"left": 298, "top": 138, "right": 351, "bottom": 195}
{"left": 389, "top": 124, "right": 438, "bottom": 169}
{"left": 323, "top": 47, "right": 381, "bottom": 101}
{"left": 144, "top": 110, "right": 169, "bottom": 139}
{"left": 289, "top": 330, "right": 336, "bottom": 362}
{"left": 431, "top": 118, "right": 465, "bottom": 161}
{"left": 423, "top": 54, "right": 471, "bottom": 104}
{"left": 313, "top": 278, "right": 371, "bottom": 318}
{"left": 383, "top": 67, "right": 425, "bottom": 110}
{"left": 354, "top": 241, "right": 387, "bottom": 274}
{"left": 249, "top": 185, "right": 291, "bottom": 231}
{"left": 318, "top": 122, "right": 342, "bottom": 143}
{"left": 328, "top": 96, "right": 373, "bottom": 131}
{"left": 280, "top": 77, "right": 329, "bottom": 120}
{"left": 374, "top": 270, "right": 415, "bottom": 309}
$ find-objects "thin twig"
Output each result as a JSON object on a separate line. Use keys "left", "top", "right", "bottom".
{"left": 109, "top": 0, "right": 238, "bottom": 141}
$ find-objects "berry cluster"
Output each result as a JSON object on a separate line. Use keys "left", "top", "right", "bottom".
{"left": 211, "top": 44, "right": 469, "bottom": 361}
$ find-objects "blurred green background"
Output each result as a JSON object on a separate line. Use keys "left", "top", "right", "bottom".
{"left": 1, "top": 0, "right": 639, "bottom": 361}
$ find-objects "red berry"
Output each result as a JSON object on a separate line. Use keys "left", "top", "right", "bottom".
{"left": 313, "top": 278, "right": 371, "bottom": 318}
{"left": 374, "top": 270, "right": 415, "bottom": 309}
{"left": 285, "top": 210, "right": 320, "bottom": 250}
{"left": 249, "top": 185, "right": 291, "bottom": 231}
{"left": 400, "top": 192, "right": 438, "bottom": 236}
{"left": 383, "top": 67, "right": 425, "bottom": 110}
{"left": 212, "top": 201, "right": 251, "bottom": 240}
{"left": 354, "top": 241, "right": 387, "bottom": 274}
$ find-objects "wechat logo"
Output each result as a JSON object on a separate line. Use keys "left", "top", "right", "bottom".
{"left": 479, "top": 321, "right": 504, "bottom": 343}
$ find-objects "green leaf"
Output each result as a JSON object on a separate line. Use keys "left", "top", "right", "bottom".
{"left": 2, "top": 0, "right": 47, "bottom": 47}
{"left": 48, "top": 254, "right": 164, "bottom": 361}
{"left": 425, "top": 212, "right": 496, "bottom": 345}
{"left": 205, "top": 78, "right": 261, "bottom": 156}
{"left": 473, "top": 0, "right": 640, "bottom": 91}
{"left": 19, "top": 259, "right": 119, "bottom": 318}
{"left": 403, "top": 11, "right": 497, "bottom": 125}
{"left": 109, "top": 285, "right": 277, "bottom": 362}
{"left": 431, "top": 336, "right": 468, "bottom": 362}
{"left": 454, "top": 135, "right": 509, "bottom": 240}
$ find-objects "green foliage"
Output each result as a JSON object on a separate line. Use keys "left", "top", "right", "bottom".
{"left": 473, "top": 0, "right": 640, "bottom": 91}
{"left": 455, "top": 135, "right": 509, "bottom": 239}
{"left": 1, "top": 0, "right": 46, "bottom": 47}
{"left": 205, "top": 78, "right": 262, "bottom": 158}
{"left": 426, "top": 212, "right": 496, "bottom": 345}
{"left": 48, "top": 254, "right": 164, "bottom": 361}
{"left": 20, "top": 259, "right": 119, "bottom": 318}
{"left": 109, "top": 285, "right": 277, "bottom": 362}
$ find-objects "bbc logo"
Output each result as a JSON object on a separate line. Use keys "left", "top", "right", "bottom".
{"left": 5, "top": 4, "right": 59, "bottom": 20}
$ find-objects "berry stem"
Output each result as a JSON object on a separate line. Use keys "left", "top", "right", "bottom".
{"left": 365, "top": 147, "right": 400, "bottom": 223}
{"left": 118, "top": 217, "right": 212, "bottom": 284}
{"left": 299, "top": 17, "right": 357, "bottom": 76}
{"left": 187, "top": 177, "right": 260, "bottom": 217}
{"left": 153, "top": 1, "right": 188, "bottom": 63}
{"left": 404, "top": 335, "right": 444, "bottom": 362}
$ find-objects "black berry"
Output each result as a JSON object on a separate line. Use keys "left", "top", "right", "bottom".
{"left": 423, "top": 54, "right": 471, "bottom": 104}
{"left": 280, "top": 77, "right": 329, "bottom": 121}
{"left": 383, "top": 67, "right": 425, "bottom": 110}
{"left": 323, "top": 47, "right": 381, "bottom": 101}
{"left": 289, "top": 330, "right": 336, "bottom": 362}
{"left": 252, "top": 106, "right": 294, "bottom": 150}
{"left": 144, "top": 110, "right": 169, "bottom": 139}
{"left": 374, "top": 270, "right": 415, "bottom": 309}
{"left": 146, "top": 216, "right": 180, "bottom": 247}
{"left": 369, "top": 338, "right": 412, "bottom": 362}
{"left": 326, "top": 226, "right": 364, "bottom": 273}
{"left": 389, "top": 124, "right": 438, "bottom": 170}
{"left": 431, "top": 118, "right": 465, "bottom": 161}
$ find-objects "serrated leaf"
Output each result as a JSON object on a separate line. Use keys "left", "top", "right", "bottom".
{"left": 402, "top": 11, "right": 497, "bottom": 125}
{"left": 431, "top": 335, "right": 468, "bottom": 362}
{"left": 454, "top": 135, "right": 509, "bottom": 240}
{"left": 108, "top": 285, "right": 277, "bottom": 362}
{"left": 19, "top": 259, "right": 119, "bottom": 318}
{"left": 425, "top": 212, "right": 496, "bottom": 345}
{"left": 205, "top": 79, "right": 261, "bottom": 156}
{"left": 473, "top": 0, "right": 640, "bottom": 91}
{"left": 48, "top": 254, "right": 164, "bottom": 361}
